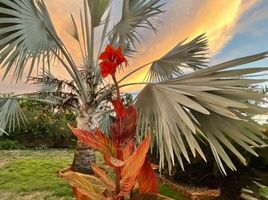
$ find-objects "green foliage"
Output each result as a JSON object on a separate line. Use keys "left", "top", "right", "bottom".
{"left": 4, "top": 100, "right": 76, "bottom": 148}
{"left": 0, "top": 140, "right": 25, "bottom": 150}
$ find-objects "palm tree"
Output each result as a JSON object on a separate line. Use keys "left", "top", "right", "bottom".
{"left": 0, "top": 0, "right": 267, "bottom": 176}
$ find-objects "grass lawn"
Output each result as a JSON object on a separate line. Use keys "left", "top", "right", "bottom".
{"left": 0, "top": 150, "right": 188, "bottom": 200}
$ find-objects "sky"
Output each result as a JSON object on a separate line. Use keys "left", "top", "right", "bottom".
{"left": 1, "top": 0, "right": 268, "bottom": 93}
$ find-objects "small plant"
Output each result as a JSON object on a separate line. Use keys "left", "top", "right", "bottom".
{"left": 59, "top": 45, "right": 173, "bottom": 200}
{"left": 34, "top": 144, "right": 48, "bottom": 150}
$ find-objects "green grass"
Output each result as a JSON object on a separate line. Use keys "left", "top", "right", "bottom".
{"left": 0, "top": 150, "right": 187, "bottom": 200}
{"left": 160, "top": 184, "right": 188, "bottom": 200}
{"left": 0, "top": 150, "right": 74, "bottom": 200}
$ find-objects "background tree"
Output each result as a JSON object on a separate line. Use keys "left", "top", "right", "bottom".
{"left": 1, "top": 100, "right": 76, "bottom": 148}
{"left": 0, "top": 0, "right": 268, "bottom": 176}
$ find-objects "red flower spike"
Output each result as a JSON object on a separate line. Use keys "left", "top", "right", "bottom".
{"left": 99, "top": 61, "right": 117, "bottom": 78}
{"left": 115, "top": 47, "right": 127, "bottom": 66}
{"left": 99, "top": 45, "right": 127, "bottom": 78}
{"left": 99, "top": 45, "right": 115, "bottom": 61}
{"left": 112, "top": 99, "right": 126, "bottom": 120}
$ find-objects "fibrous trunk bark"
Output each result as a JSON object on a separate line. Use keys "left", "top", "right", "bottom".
{"left": 72, "top": 112, "right": 96, "bottom": 174}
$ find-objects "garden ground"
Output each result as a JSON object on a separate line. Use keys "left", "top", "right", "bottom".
{"left": 0, "top": 149, "right": 188, "bottom": 200}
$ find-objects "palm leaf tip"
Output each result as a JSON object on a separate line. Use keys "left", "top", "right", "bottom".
{"left": 146, "top": 34, "right": 209, "bottom": 82}
{"left": 86, "top": 0, "right": 111, "bottom": 27}
{"left": 136, "top": 52, "right": 268, "bottom": 174}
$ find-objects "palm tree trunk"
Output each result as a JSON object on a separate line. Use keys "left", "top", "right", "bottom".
{"left": 71, "top": 112, "right": 96, "bottom": 174}
{"left": 217, "top": 174, "right": 243, "bottom": 200}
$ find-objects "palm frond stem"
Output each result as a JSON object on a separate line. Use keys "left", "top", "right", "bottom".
{"left": 119, "top": 82, "right": 148, "bottom": 88}
{"left": 46, "top": 27, "right": 88, "bottom": 103}
{"left": 83, "top": 0, "right": 91, "bottom": 68}
{"left": 90, "top": 25, "right": 94, "bottom": 68}
{"left": 118, "top": 61, "right": 153, "bottom": 84}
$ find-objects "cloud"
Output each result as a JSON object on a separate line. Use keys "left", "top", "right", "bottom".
{"left": 236, "top": 0, "right": 268, "bottom": 36}
{"left": 122, "top": 0, "right": 260, "bottom": 92}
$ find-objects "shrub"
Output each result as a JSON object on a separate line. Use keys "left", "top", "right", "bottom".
{"left": 0, "top": 140, "right": 25, "bottom": 150}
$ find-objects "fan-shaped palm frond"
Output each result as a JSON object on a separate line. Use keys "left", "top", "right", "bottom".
{"left": 135, "top": 52, "right": 268, "bottom": 174}
{"left": 98, "top": 111, "right": 113, "bottom": 135}
{"left": 146, "top": 34, "right": 208, "bottom": 82}
{"left": 0, "top": 0, "right": 59, "bottom": 81}
{"left": 86, "top": 0, "right": 110, "bottom": 28}
{"left": 0, "top": 96, "right": 27, "bottom": 135}
{"left": 110, "top": 0, "right": 165, "bottom": 52}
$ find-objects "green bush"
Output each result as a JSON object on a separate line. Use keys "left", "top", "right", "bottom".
{"left": 0, "top": 140, "right": 25, "bottom": 150}
{"left": 2, "top": 100, "right": 76, "bottom": 148}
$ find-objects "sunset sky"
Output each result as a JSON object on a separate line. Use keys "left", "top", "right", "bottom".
{"left": 1, "top": 0, "right": 268, "bottom": 93}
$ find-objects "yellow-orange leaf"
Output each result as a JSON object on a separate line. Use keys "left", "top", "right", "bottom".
{"left": 92, "top": 164, "right": 116, "bottom": 192}
{"left": 118, "top": 133, "right": 151, "bottom": 197}
{"left": 138, "top": 158, "right": 159, "bottom": 194}
{"left": 59, "top": 170, "right": 108, "bottom": 200}
{"left": 69, "top": 125, "right": 116, "bottom": 157}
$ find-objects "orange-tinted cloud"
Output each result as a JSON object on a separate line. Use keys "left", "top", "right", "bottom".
{"left": 121, "top": 0, "right": 260, "bottom": 92}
